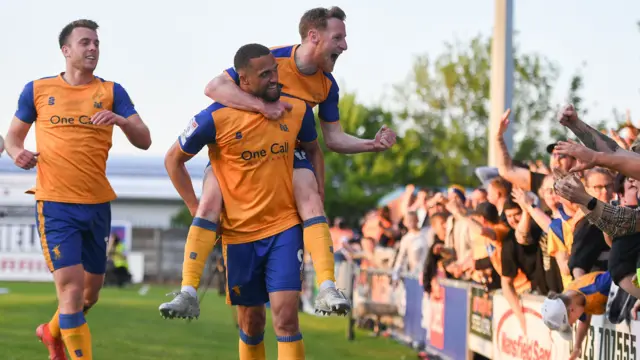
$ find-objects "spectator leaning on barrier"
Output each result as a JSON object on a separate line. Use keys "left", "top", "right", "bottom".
{"left": 567, "top": 168, "right": 612, "bottom": 280}
{"left": 443, "top": 185, "right": 472, "bottom": 280}
{"left": 546, "top": 175, "right": 583, "bottom": 289}
{"left": 514, "top": 176, "right": 565, "bottom": 293}
{"left": 392, "top": 211, "right": 428, "bottom": 280}
{"left": 542, "top": 271, "right": 613, "bottom": 360}
{"left": 501, "top": 196, "right": 548, "bottom": 295}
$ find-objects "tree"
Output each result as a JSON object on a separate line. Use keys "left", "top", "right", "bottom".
{"left": 394, "top": 35, "right": 584, "bottom": 186}
{"left": 171, "top": 205, "right": 192, "bottom": 228}
{"left": 318, "top": 93, "right": 427, "bottom": 221}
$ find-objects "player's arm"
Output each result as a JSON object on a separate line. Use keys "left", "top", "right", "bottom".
{"left": 204, "top": 69, "right": 267, "bottom": 113}
{"left": 112, "top": 83, "right": 151, "bottom": 150}
{"left": 318, "top": 78, "right": 378, "bottom": 154}
{"left": 296, "top": 104, "right": 323, "bottom": 193}
{"left": 165, "top": 110, "right": 216, "bottom": 215}
{"left": 572, "top": 314, "right": 591, "bottom": 359}
{"left": 6, "top": 82, "right": 38, "bottom": 169}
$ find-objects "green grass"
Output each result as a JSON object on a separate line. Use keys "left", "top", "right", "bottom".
{"left": 0, "top": 282, "right": 415, "bottom": 360}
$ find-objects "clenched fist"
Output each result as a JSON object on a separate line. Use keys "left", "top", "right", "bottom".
{"left": 558, "top": 104, "right": 579, "bottom": 127}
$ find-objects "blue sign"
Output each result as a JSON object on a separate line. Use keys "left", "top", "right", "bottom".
{"left": 403, "top": 277, "right": 427, "bottom": 347}
{"left": 427, "top": 280, "right": 470, "bottom": 360}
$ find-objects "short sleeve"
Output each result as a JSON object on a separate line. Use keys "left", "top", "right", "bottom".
{"left": 112, "top": 83, "right": 138, "bottom": 118}
{"left": 318, "top": 72, "right": 339, "bottom": 122}
{"left": 178, "top": 107, "right": 217, "bottom": 155}
{"left": 501, "top": 234, "right": 519, "bottom": 278}
{"left": 225, "top": 68, "right": 240, "bottom": 85}
{"left": 297, "top": 104, "right": 318, "bottom": 143}
{"left": 14, "top": 81, "right": 36, "bottom": 123}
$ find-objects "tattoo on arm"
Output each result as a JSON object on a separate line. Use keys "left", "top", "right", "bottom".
{"left": 497, "top": 136, "right": 513, "bottom": 168}
{"left": 570, "top": 122, "right": 620, "bottom": 153}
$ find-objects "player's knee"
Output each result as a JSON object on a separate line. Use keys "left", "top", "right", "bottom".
{"left": 238, "top": 307, "right": 266, "bottom": 336}
{"left": 270, "top": 296, "right": 300, "bottom": 336}
{"left": 57, "top": 284, "right": 84, "bottom": 313}
{"left": 272, "top": 314, "right": 299, "bottom": 337}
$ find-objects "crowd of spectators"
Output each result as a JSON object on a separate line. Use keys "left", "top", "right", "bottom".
{"left": 327, "top": 106, "right": 640, "bottom": 356}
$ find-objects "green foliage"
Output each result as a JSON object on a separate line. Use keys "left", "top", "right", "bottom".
{"left": 318, "top": 93, "right": 428, "bottom": 220}
{"left": 170, "top": 206, "right": 192, "bottom": 228}
{"left": 394, "top": 35, "right": 576, "bottom": 186}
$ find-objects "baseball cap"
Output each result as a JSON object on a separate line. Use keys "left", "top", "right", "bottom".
{"left": 546, "top": 142, "right": 560, "bottom": 154}
{"left": 541, "top": 297, "right": 573, "bottom": 341}
{"left": 471, "top": 202, "right": 499, "bottom": 224}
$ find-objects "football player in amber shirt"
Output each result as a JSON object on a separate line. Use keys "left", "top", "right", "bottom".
{"left": 162, "top": 6, "right": 396, "bottom": 319}
{"left": 164, "top": 44, "right": 314, "bottom": 360}
{"left": 4, "top": 20, "right": 151, "bottom": 360}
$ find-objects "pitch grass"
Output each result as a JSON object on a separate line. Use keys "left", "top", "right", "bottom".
{"left": 0, "top": 282, "right": 415, "bottom": 360}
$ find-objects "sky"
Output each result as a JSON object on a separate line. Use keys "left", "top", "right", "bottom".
{"left": 0, "top": 0, "right": 639, "bottom": 158}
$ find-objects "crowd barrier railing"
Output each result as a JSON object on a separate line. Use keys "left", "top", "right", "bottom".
{"left": 309, "top": 264, "right": 640, "bottom": 360}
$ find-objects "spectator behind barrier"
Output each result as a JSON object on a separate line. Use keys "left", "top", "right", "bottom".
{"left": 568, "top": 168, "right": 612, "bottom": 279}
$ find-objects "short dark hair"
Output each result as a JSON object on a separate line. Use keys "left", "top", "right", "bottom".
{"left": 299, "top": 6, "right": 346, "bottom": 40}
{"left": 233, "top": 43, "right": 271, "bottom": 71}
{"left": 584, "top": 167, "right": 613, "bottom": 187}
{"left": 474, "top": 188, "right": 488, "bottom": 195}
{"left": 59, "top": 19, "right": 99, "bottom": 48}
{"left": 503, "top": 198, "right": 522, "bottom": 212}
{"left": 615, "top": 173, "right": 627, "bottom": 195}
{"left": 430, "top": 212, "right": 449, "bottom": 223}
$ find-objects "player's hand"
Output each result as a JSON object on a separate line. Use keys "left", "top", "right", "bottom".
{"left": 495, "top": 108, "right": 511, "bottom": 138}
{"left": 13, "top": 149, "right": 39, "bottom": 170}
{"left": 554, "top": 140, "right": 597, "bottom": 172}
{"left": 260, "top": 101, "right": 292, "bottom": 120}
{"left": 558, "top": 104, "right": 579, "bottom": 127}
{"left": 0, "top": 135, "right": 4, "bottom": 158}
{"left": 372, "top": 125, "right": 397, "bottom": 151}
{"left": 569, "top": 346, "right": 582, "bottom": 360}
{"left": 91, "top": 110, "right": 127, "bottom": 126}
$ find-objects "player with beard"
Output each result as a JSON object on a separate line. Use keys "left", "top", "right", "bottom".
{"left": 4, "top": 19, "right": 151, "bottom": 360}
{"left": 160, "top": 6, "right": 397, "bottom": 319}
{"left": 165, "top": 43, "right": 317, "bottom": 360}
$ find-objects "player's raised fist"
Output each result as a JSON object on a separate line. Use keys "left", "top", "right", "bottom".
{"left": 558, "top": 104, "right": 578, "bottom": 126}
{"left": 260, "top": 100, "right": 292, "bottom": 120}
{"left": 373, "top": 125, "right": 397, "bottom": 151}
{"left": 14, "top": 149, "right": 39, "bottom": 170}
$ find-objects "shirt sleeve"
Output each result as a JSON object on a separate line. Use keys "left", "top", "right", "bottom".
{"left": 318, "top": 72, "right": 340, "bottom": 122}
{"left": 225, "top": 67, "right": 240, "bottom": 84}
{"left": 585, "top": 202, "right": 639, "bottom": 237}
{"left": 112, "top": 83, "right": 138, "bottom": 118}
{"left": 530, "top": 171, "right": 546, "bottom": 194}
{"left": 297, "top": 104, "right": 318, "bottom": 143}
{"left": 501, "top": 233, "right": 519, "bottom": 278}
{"left": 14, "top": 81, "right": 37, "bottom": 123}
{"left": 178, "top": 108, "right": 217, "bottom": 155}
